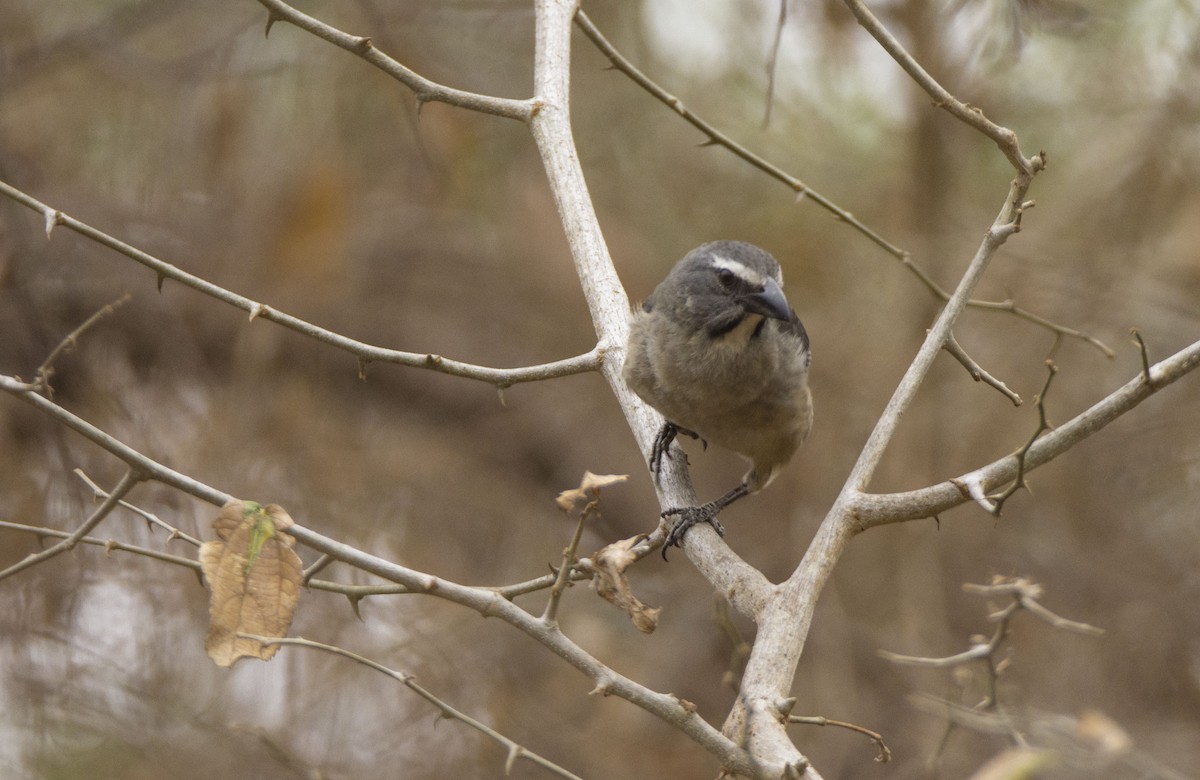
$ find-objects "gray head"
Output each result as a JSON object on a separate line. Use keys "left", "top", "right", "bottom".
{"left": 645, "top": 241, "right": 792, "bottom": 337}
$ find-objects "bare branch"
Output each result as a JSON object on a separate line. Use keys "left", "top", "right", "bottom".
{"left": 0, "top": 179, "right": 603, "bottom": 388}
{"left": 988, "top": 361, "right": 1058, "bottom": 515}
{"left": 574, "top": 10, "right": 906, "bottom": 261}
{"left": 942, "top": 332, "right": 1023, "bottom": 406}
{"left": 253, "top": 0, "right": 537, "bottom": 122}
{"left": 35, "top": 293, "right": 131, "bottom": 395}
{"left": 0, "top": 470, "right": 142, "bottom": 582}
{"left": 74, "top": 468, "right": 202, "bottom": 547}
{"left": 854, "top": 336, "right": 1200, "bottom": 529}
{"left": 840, "top": 0, "right": 1042, "bottom": 175}
{"left": 0, "top": 519, "right": 203, "bottom": 572}
{"left": 787, "top": 716, "right": 891, "bottom": 763}
{"left": 238, "top": 634, "right": 583, "bottom": 780}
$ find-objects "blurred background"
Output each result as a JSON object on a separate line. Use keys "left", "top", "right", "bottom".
{"left": 1, "top": 0, "right": 1198, "bottom": 777}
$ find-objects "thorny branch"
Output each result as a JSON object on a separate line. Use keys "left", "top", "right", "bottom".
{"left": 239, "top": 634, "right": 583, "bottom": 780}
{"left": 0, "top": 180, "right": 603, "bottom": 389}
{"left": 988, "top": 361, "right": 1058, "bottom": 515}
{"left": 941, "top": 331, "right": 1023, "bottom": 406}
{"left": 574, "top": 11, "right": 1111, "bottom": 357}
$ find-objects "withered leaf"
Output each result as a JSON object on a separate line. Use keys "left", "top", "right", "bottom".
{"left": 199, "top": 500, "right": 302, "bottom": 667}
{"left": 555, "top": 471, "right": 628, "bottom": 513}
{"left": 590, "top": 535, "right": 659, "bottom": 633}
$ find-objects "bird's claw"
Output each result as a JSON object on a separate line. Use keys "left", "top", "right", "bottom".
{"left": 649, "top": 423, "right": 706, "bottom": 484}
{"left": 660, "top": 504, "right": 725, "bottom": 560}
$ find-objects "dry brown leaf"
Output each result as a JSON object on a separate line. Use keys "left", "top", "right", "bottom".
{"left": 590, "top": 535, "right": 659, "bottom": 633}
{"left": 199, "top": 500, "right": 302, "bottom": 667}
{"left": 555, "top": 471, "right": 628, "bottom": 513}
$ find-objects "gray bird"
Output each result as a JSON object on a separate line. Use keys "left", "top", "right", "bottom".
{"left": 623, "top": 241, "right": 812, "bottom": 557}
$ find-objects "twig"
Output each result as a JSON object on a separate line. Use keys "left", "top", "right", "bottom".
{"left": 787, "top": 716, "right": 891, "bottom": 763}
{"left": 840, "top": 0, "right": 1040, "bottom": 175}
{"left": 941, "top": 332, "right": 1023, "bottom": 406}
{"left": 989, "top": 361, "right": 1058, "bottom": 515}
{"left": 573, "top": 9, "right": 906, "bottom": 262}
{"left": 854, "top": 336, "right": 1200, "bottom": 529}
{"left": 254, "top": 0, "right": 536, "bottom": 122}
{"left": 0, "top": 520, "right": 203, "bottom": 571}
{"left": 35, "top": 293, "right": 132, "bottom": 395}
{"left": 762, "top": 0, "right": 788, "bottom": 127}
{"left": 0, "top": 179, "right": 603, "bottom": 389}
{"left": 882, "top": 577, "right": 1102, "bottom": 715}
{"left": 0, "top": 470, "right": 142, "bottom": 582}
{"left": 238, "top": 634, "right": 584, "bottom": 780}
{"left": 543, "top": 500, "right": 591, "bottom": 625}
{"left": 74, "top": 468, "right": 202, "bottom": 546}
{"left": 1131, "top": 328, "right": 1154, "bottom": 386}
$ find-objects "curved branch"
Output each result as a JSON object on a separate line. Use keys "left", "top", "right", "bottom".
{"left": 854, "top": 336, "right": 1200, "bottom": 528}
{"left": 574, "top": 10, "right": 905, "bottom": 261}
{"left": 840, "top": 0, "right": 1041, "bottom": 175}
{"left": 0, "top": 179, "right": 601, "bottom": 388}
{"left": 253, "top": 0, "right": 537, "bottom": 122}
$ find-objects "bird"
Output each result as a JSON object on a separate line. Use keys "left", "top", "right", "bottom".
{"left": 622, "top": 241, "right": 812, "bottom": 558}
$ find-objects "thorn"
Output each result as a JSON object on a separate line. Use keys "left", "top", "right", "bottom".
{"left": 504, "top": 745, "right": 520, "bottom": 775}
{"left": 43, "top": 209, "right": 61, "bottom": 238}
{"left": 264, "top": 12, "right": 279, "bottom": 38}
{"left": 156, "top": 272, "right": 166, "bottom": 293}
{"left": 248, "top": 302, "right": 267, "bottom": 322}
{"left": 347, "top": 593, "right": 364, "bottom": 620}
{"left": 357, "top": 357, "right": 369, "bottom": 382}
{"left": 496, "top": 385, "right": 507, "bottom": 407}
{"left": 793, "top": 188, "right": 808, "bottom": 204}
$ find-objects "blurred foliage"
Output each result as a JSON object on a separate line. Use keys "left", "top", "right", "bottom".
{"left": 1, "top": 0, "right": 1198, "bottom": 778}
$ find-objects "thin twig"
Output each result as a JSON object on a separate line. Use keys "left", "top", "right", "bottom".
{"left": 0, "top": 520, "right": 202, "bottom": 571}
{"left": 941, "top": 332, "right": 1023, "bottom": 406}
{"left": 573, "top": 10, "right": 906, "bottom": 261}
{"left": 0, "top": 179, "right": 603, "bottom": 388}
{"left": 0, "top": 470, "right": 142, "bottom": 581}
{"left": 74, "top": 468, "right": 202, "bottom": 546}
{"left": 35, "top": 293, "right": 132, "bottom": 395}
{"left": 840, "top": 0, "right": 1040, "bottom": 175}
{"left": 1131, "top": 328, "right": 1154, "bottom": 386}
{"left": 239, "top": 634, "right": 584, "bottom": 780}
{"left": 762, "top": 0, "right": 788, "bottom": 127}
{"left": 254, "top": 0, "right": 536, "bottom": 122}
{"left": 990, "top": 361, "right": 1058, "bottom": 515}
{"left": 543, "top": 500, "right": 591, "bottom": 624}
{"left": 787, "top": 716, "right": 891, "bottom": 763}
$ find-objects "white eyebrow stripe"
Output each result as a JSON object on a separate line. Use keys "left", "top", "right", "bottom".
{"left": 709, "top": 256, "right": 762, "bottom": 286}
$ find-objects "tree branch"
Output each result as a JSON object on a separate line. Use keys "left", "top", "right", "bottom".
{"left": 253, "top": 0, "right": 537, "bottom": 122}
{"left": 840, "top": 0, "right": 1041, "bottom": 175}
{"left": 239, "top": 634, "right": 584, "bottom": 780}
{"left": 855, "top": 337, "right": 1200, "bottom": 528}
{"left": 0, "top": 179, "right": 602, "bottom": 389}
{"left": 0, "top": 470, "right": 142, "bottom": 582}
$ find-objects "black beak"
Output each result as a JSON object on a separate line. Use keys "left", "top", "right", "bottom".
{"left": 739, "top": 278, "right": 791, "bottom": 321}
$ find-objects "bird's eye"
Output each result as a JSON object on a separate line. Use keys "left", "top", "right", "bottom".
{"left": 716, "top": 268, "right": 737, "bottom": 288}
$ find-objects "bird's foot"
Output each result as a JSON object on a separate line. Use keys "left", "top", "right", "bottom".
{"left": 649, "top": 423, "right": 706, "bottom": 484}
{"left": 660, "top": 503, "right": 725, "bottom": 560}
